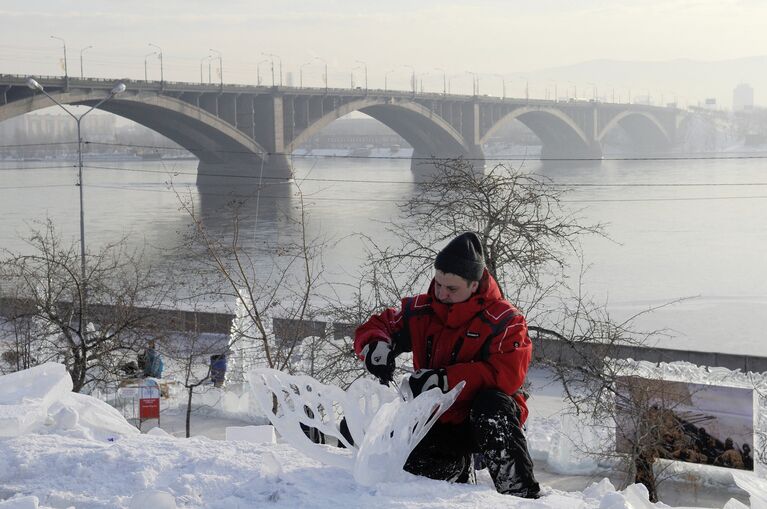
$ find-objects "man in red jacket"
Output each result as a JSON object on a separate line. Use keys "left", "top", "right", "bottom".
{"left": 354, "top": 232, "right": 540, "bottom": 499}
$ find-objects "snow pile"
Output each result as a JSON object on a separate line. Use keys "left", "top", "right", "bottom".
{"left": 224, "top": 424, "right": 276, "bottom": 443}
{"left": 0, "top": 364, "right": 763, "bottom": 508}
{"left": 0, "top": 362, "right": 138, "bottom": 443}
{"left": 0, "top": 496, "right": 40, "bottom": 509}
{"left": 0, "top": 363, "right": 72, "bottom": 437}
{"left": 41, "top": 391, "right": 139, "bottom": 442}
{"left": 546, "top": 412, "right": 602, "bottom": 475}
{"left": 5, "top": 431, "right": 756, "bottom": 509}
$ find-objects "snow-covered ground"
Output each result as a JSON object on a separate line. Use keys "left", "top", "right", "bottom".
{"left": 0, "top": 363, "right": 763, "bottom": 509}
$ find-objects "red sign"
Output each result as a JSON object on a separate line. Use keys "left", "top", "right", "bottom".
{"left": 139, "top": 397, "right": 160, "bottom": 420}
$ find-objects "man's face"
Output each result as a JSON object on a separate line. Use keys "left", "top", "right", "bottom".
{"left": 434, "top": 270, "right": 479, "bottom": 304}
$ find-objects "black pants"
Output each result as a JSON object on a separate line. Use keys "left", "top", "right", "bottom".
{"left": 404, "top": 389, "right": 539, "bottom": 497}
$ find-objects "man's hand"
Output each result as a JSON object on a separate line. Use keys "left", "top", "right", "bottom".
{"left": 361, "top": 340, "right": 395, "bottom": 383}
{"left": 404, "top": 368, "right": 449, "bottom": 399}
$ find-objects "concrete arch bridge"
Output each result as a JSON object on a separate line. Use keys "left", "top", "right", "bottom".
{"left": 0, "top": 75, "right": 682, "bottom": 184}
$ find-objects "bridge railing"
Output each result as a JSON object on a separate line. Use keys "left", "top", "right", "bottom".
{"left": 1, "top": 73, "right": 680, "bottom": 113}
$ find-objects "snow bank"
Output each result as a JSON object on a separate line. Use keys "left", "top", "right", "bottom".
{"left": 733, "top": 473, "right": 767, "bottom": 509}
{"left": 0, "top": 496, "right": 39, "bottom": 509}
{"left": 40, "top": 391, "right": 139, "bottom": 441}
{"left": 0, "top": 364, "right": 138, "bottom": 441}
{"left": 0, "top": 363, "right": 71, "bottom": 437}
{"left": 546, "top": 413, "right": 601, "bottom": 475}
{"left": 128, "top": 490, "right": 176, "bottom": 509}
{"left": 1, "top": 433, "right": 729, "bottom": 509}
{"left": 225, "top": 425, "right": 275, "bottom": 443}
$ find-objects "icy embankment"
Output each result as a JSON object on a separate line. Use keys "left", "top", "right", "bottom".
{"left": 0, "top": 363, "right": 762, "bottom": 509}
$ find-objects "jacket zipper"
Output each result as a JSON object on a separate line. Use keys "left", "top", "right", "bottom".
{"left": 449, "top": 337, "right": 465, "bottom": 365}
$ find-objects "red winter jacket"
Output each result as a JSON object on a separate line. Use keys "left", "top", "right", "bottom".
{"left": 354, "top": 269, "right": 532, "bottom": 425}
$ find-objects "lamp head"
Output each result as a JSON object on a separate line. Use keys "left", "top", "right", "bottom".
{"left": 26, "top": 78, "right": 43, "bottom": 91}
{"left": 110, "top": 83, "right": 126, "bottom": 95}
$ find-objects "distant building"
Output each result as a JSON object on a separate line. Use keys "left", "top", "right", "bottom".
{"left": 733, "top": 83, "right": 754, "bottom": 112}
{"left": 285, "top": 72, "right": 295, "bottom": 87}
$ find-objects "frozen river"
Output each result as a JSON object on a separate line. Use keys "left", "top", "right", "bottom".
{"left": 1, "top": 153, "right": 766, "bottom": 356}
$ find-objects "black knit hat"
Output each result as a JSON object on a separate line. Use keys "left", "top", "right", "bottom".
{"left": 434, "top": 232, "right": 485, "bottom": 282}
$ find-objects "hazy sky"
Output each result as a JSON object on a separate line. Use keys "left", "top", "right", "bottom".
{"left": 2, "top": 1, "right": 765, "bottom": 99}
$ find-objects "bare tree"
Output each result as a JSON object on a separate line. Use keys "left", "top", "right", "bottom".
{"left": 176, "top": 181, "right": 334, "bottom": 383}
{"left": 357, "top": 158, "right": 604, "bottom": 314}
{"left": 531, "top": 287, "right": 760, "bottom": 502}
{"left": 161, "top": 315, "right": 231, "bottom": 438}
{"left": 0, "top": 290, "right": 45, "bottom": 373}
{"left": 348, "top": 158, "right": 714, "bottom": 500}
{"left": 0, "top": 219, "right": 173, "bottom": 392}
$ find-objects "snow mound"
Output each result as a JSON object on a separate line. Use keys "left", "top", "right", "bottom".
{"left": 0, "top": 496, "right": 39, "bottom": 509}
{"left": 39, "top": 391, "right": 139, "bottom": 441}
{"left": 128, "top": 490, "right": 176, "bottom": 509}
{"left": 0, "top": 431, "right": 704, "bottom": 509}
{"left": 733, "top": 472, "right": 767, "bottom": 509}
{"left": 0, "top": 363, "right": 71, "bottom": 437}
{"left": 0, "top": 364, "right": 138, "bottom": 441}
{"left": 225, "top": 424, "right": 276, "bottom": 443}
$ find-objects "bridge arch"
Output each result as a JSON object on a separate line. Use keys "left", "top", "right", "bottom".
{"left": 0, "top": 91, "right": 268, "bottom": 168}
{"left": 597, "top": 110, "right": 671, "bottom": 150}
{"left": 288, "top": 98, "right": 477, "bottom": 170}
{"left": 480, "top": 106, "right": 597, "bottom": 159}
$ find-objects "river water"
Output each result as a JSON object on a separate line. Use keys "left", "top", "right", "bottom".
{"left": 1, "top": 153, "right": 766, "bottom": 356}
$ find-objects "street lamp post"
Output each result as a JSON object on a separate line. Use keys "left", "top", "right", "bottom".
{"left": 354, "top": 60, "right": 368, "bottom": 92}
{"left": 548, "top": 81, "right": 558, "bottom": 102}
{"left": 384, "top": 69, "right": 394, "bottom": 92}
{"left": 261, "top": 53, "right": 282, "bottom": 87}
{"left": 256, "top": 59, "right": 269, "bottom": 86}
{"left": 402, "top": 65, "right": 415, "bottom": 95}
{"left": 299, "top": 60, "right": 312, "bottom": 88}
{"left": 79, "top": 45, "right": 93, "bottom": 79}
{"left": 209, "top": 48, "right": 223, "bottom": 87}
{"left": 434, "top": 68, "right": 447, "bottom": 95}
{"left": 25, "top": 77, "right": 126, "bottom": 346}
{"left": 314, "top": 56, "right": 328, "bottom": 93}
{"left": 199, "top": 55, "right": 209, "bottom": 84}
{"left": 148, "top": 43, "right": 163, "bottom": 85}
{"left": 465, "top": 71, "right": 478, "bottom": 96}
{"left": 587, "top": 81, "right": 598, "bottom": 101}
{"left": 493, "top": 74, "right": 507, "bottom": 99}
{"left": 50, "top": 35, "right": 68, "bottom": 83}
{"left": 145, "top": 52, "right": 157, "bottom": 82}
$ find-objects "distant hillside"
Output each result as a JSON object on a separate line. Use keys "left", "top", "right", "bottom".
{"left": 519, "top": 56, "right": 767, "bottom": 109}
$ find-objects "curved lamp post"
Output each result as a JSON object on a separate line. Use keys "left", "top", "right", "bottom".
{"left": 299, "top": 60, "right": 312, "bottom": 88}
{"left": 261, "top": 52, "right": 282, "bottom": 87}
{"left": 145, "top": 52, "right": 157, "bottom": 82}
{"left": 493, "top": 74, "right": 508, "bottom": 99}
{"left": 50, "top": 35, "right": 68, "bottom": 78}
{"left": 465, "top": 71, "right": 478, "bottom": 96}
{"left": 79, "top": 45, "right": 93, "bottom": 79}
{"left": 314, "top": 56, "right": 328, "bottom": 93}
{"left": 434, "top": 68, "right": 447, "bottom": 95}
{"left": 148, "top": 43, "right": 163, "bottom": 84}
{"left": 209, "top": 48, "right": 223, "bottom": 87}
{"left": 587, "top": 81, "right": 598, "bottom": 101}
{"left": 256, "top": 59, "right": 270, "bottom": 86}
{"left": 25, "top": 77, "right": 126, "bottom": 346}
{"left": 402, "top": 64, "right": 415, "bottom": 95}
{"left": 354, "top": 60, "right": 368, "bottom": 93}
{"left": 199, "top": 55, "right": 210, "bottom": 84}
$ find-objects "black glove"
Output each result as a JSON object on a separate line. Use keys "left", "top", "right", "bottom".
{"left": 362, "top": 340, "right": 395, "bottom": 383}
{"left": 405, "top": 368, "right": 449, "bottom": 398}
